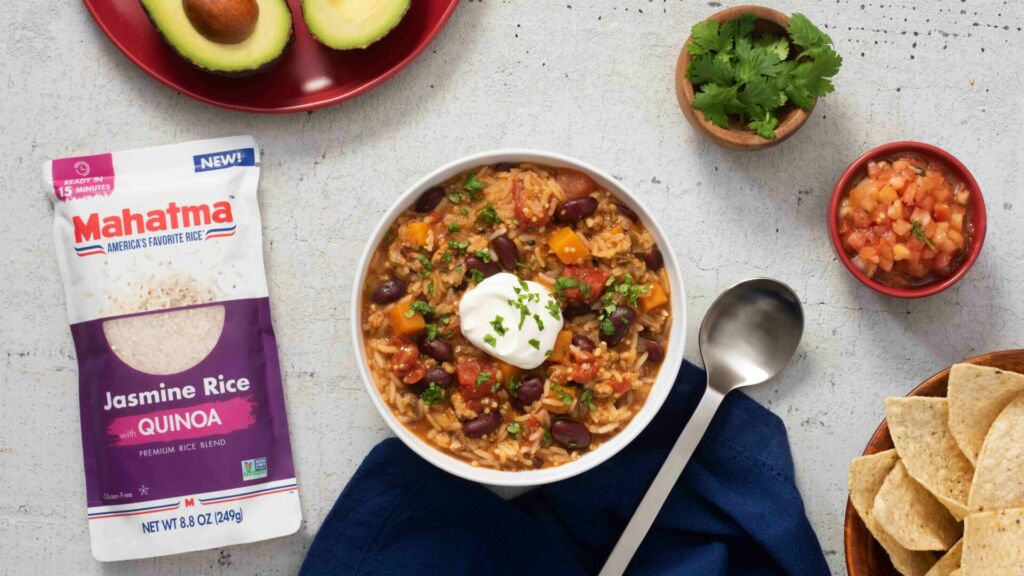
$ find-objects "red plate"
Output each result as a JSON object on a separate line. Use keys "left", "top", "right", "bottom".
{"left": 83, "top": 0, "right": 460, "bottom": 114}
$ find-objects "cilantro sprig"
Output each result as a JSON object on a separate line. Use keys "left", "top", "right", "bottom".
{"left": 686, "top": 12, "right": 841, "bottom": 139}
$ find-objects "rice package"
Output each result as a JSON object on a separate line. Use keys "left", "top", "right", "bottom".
{"left": 44, "top": 136, "right": 301, "bottom": 561}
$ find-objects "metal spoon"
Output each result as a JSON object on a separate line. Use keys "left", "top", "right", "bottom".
{"left": 599, "top": 278, "right": 804, "bottom": 576}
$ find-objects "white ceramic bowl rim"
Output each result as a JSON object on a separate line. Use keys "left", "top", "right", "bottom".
{"left": 351, "top": 149, "right": 687, "bottom": 486}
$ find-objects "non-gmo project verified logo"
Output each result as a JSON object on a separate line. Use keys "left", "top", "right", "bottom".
{"left": 241, "top": 457, "right": 268, "bottom": 481}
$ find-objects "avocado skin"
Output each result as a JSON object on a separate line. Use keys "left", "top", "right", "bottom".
{"left": 140, "top": 1, "right": 293, "bottom": 76}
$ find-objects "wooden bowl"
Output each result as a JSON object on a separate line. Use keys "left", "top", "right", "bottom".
{"left": 674, "top": 5, "right": 812, "bottom": 150}
{"left": 844, "top": 349, "right": 1024, "bottom": 576}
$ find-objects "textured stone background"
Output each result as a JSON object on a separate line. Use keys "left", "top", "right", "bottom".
{"left": 2, "top": 0, "right": 1022, "bottom": 573}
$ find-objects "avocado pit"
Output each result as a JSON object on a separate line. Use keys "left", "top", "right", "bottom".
{"left": 183, "top": 0, "right": 260, "bottom": 44}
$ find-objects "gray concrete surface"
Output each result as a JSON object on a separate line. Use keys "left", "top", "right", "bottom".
{"left": 2, "top": 0, "right": 1022, "bottom": 573}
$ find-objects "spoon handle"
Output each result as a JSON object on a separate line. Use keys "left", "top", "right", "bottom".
{"left": 598, "top": 385, "right": 726, "bottom": 576}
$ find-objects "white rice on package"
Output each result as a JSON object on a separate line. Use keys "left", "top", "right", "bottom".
{"left": 44, "top": 136, "right": 301, "bottom": 561}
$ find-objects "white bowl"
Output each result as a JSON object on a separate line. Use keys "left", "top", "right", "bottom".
{"left": 351, "top": 150, "right": 687, "bottom": 486}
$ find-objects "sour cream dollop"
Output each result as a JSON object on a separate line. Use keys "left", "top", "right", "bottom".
{"left": 459, "top": 272, "right": 564, "bottom": 369}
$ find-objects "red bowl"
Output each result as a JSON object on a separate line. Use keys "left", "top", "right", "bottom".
{"left": 828, "top": 141, "right": 986, "bottom": 298}
{"left": 82, "top": 0, "right": 461, "bottom": 114}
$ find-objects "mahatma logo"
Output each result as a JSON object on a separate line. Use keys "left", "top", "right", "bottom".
{"left": 71, "top": 201, "right": 236, "bottom": 257}
{"left": 241, "top": 457, "right": 268, "bottom": 481}
{"left": 193, "top": 148, "right": 256, "bottom": 173}
{"left": 74, "top": 161, "right": 91, "bottom": 177}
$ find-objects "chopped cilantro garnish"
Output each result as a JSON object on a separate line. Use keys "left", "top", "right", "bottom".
{"left": 507, "top": 378, "right": 521, "bottom": 395}
{"left": 427, "top": 281, "right": 435, "bottom": 296}
{"left": 448, "top": 221, "right": 461, "bottom": 233}
{"left": 599, "top": 317, "right": 616, "bottom": 336}
{"left": 405, "top": 299, "right": 435, "bottom": 318}
{"left": 491, "top": 316, "right": 508, "bottom": 336}
{"left": 476, "top": 203, "right": 502, "bottom": 226}
{"left": 528, "top": 338, "right": 541, "bottom": 350}
{"left": 911, "top": 220, "right": 936, "bottom": 250}
{"left": 552, "top": 383, "right": 573, "bottom": 406}
{"left": 542, "top": 429, "right": 553, "bottom": 446}
{"left": 483, "top": 334, "right": 497, "bottom": 347}
{"left": 460, "top": 207, "right": 469, "bottom": 216}
{"left": 425, "top": 323, "right": 439, "bottom": 341}
{"left": 448, "top": 240, "right": 470, "bottom": 254}
{"left": 475, "top": 371, "right": 492, "bottom": 386}
{"left": 533, "top": 314, "right": 545, "bottom": 330}
{"left": 420, "top": 383, "right": 444, "bottom": 405}
{"left": 545, "top": 349, "right": 553, "bottom": 357}
{"left": 490, "top": 381, "right": 503, "bottom": 393}
{"left": 506, "top": 422, "right": 522, "bottom": 437}
{"left": 442, "top": 251, "right": 453, "bottom": 264}
{"left": 448, "top": 191, "right": 467, "bottom": 203}
{"left": 581, "top": 389, "right": 596, "bottom": 412}
{"left": 469, "top": 268, "right": 485, "bottom": 284}
{"left": 464, "top": 173, "right": 485, "bottom": 201}
{"left": 474, "top": 249, "right": 493, "bottom": 263}
{"left": 546, "top": 300, "right": 562, "bottom": 320}
{"left": 416, "top": 255, "right": 433, "bottom": 277}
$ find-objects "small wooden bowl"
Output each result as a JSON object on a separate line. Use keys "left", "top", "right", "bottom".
{"left": 844, "top": 349, "right": 1024, "bottom": 576}
{"left": 674, "top": 5, "right": 812, "bottom": 150}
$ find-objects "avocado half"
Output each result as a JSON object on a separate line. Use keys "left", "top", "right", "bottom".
{"left": 140, "top": 0, "right": 293, "bottom": 75}
{"left": 302, "top": 0, "right": 411, "bottom": 50}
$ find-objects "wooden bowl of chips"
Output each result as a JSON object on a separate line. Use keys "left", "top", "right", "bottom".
{"left": 845, "top": 349, "right": 1024, "bottom": 576}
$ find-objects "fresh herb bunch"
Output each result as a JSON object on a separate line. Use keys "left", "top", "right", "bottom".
{"left": 686, "top": 12, "right": 842, "bottom": 139}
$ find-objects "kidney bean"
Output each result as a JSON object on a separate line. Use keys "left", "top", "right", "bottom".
{"left": 490, "top": 235, "right": 518, "bottom": 271}
{"left": 571, "top": 334, "right": 595, "bottom": 352}
{"left": 371, "top": 277, "right": 406, "bottom": 304}
{"left": 414, "top": 186, "right": 446, "bottom": 213}
{"left": 562, "top": 303, "right": 593, "bottom": 319}
{"left": 551, "top": 418, "right": 592, "bottom": 450}
{"left": 425, "top": 365, "right": 452, "bottom": 389}
{"left": 463, "top": 412, "right": 502, "bottom": 437}
{"left": 644, "top": 249, "right": 664, "bottom": 271}
{"left": 407, "top": 365, "right": 452, "bottom": 395}
{"left": 494, "top": 162, "right": 517, "bottom": 172}
{"left": 616, "top": 202, "right": 639, "bottom": 223}
{"left": 419, "top": 337, "right": 453, "bottom": 362}
{"left": 511, "top": 375, "right": 545, "bottom": 410}
{"left": 640, "top": 338, "right": 665, "bottom": 363}
{"left": 554, "top": 196, "right": 598, "bottom": 224}
{"left": 600, "top": 306, "right": 636, "bottom": 347}
{"left": 465, "top": 255, "right": 501, "bottom": 279}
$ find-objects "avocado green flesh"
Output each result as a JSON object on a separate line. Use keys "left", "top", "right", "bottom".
{"left": 140, "top": 0, "right": 293, "bottom": 73}
{"left": 302, "top": 0, "right": 411, "bottom": 50}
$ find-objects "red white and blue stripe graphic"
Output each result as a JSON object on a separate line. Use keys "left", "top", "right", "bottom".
{"left": 87, "top": 480, "right": 297, "bottom": 520}
{"left": 88, "top": 500, "right": 180, "bottom": 521}
{"left": 199, "top": 482, "right": 298, "bottom": 506}
{"left": 205, "top": 225, "right": 237, "bottom": 240}
{"left": 74, "top": 244, "right": 106, "bottom": 257}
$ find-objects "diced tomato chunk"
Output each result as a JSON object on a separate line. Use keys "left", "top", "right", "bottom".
{"left": 512, "top": 178, "right": 554, "bottom": 228}
{"left": 561, "top": 266, "right": 610, "bottom": 302}
{"left": 456, "top": 358, "right": 497, "bottom": 400}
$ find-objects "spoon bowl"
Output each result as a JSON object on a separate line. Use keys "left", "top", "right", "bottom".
{"left": 700, "top": 278, "right": 804, "bottom": 392}
{"left": 600, "top": 278, "right": 804, "bottom": 576}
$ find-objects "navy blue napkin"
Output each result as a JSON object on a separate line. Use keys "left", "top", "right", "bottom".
{"left": 300, "top": 361, "right": 829, "bottom": 576}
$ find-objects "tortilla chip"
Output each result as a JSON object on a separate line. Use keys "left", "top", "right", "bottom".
{"left": 962, "top": 508, "right": 1024, "bottom": 574}
{"left": 886, "top": 397, "right": 974, "bottom": 520}
{"left": 850, "top": 450, "right": 938, "bottom": 576}
{"left": 947, "top": 363, "right": 1024, "bottom": 465}
{"left": 924, "top": 540, "right": 962, "bottom": 576}
{"left": 875, "top": 460, "right": 961, "bottom": 551}
{"left": 968, "top": 394, "right": 1024, "bottom": 512}
{"left": 948, "top": 570, "right": 960, "bottom": 576}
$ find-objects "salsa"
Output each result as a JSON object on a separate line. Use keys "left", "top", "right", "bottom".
{"left": 838, "top": 155, "right": 972, "bottom": 287}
